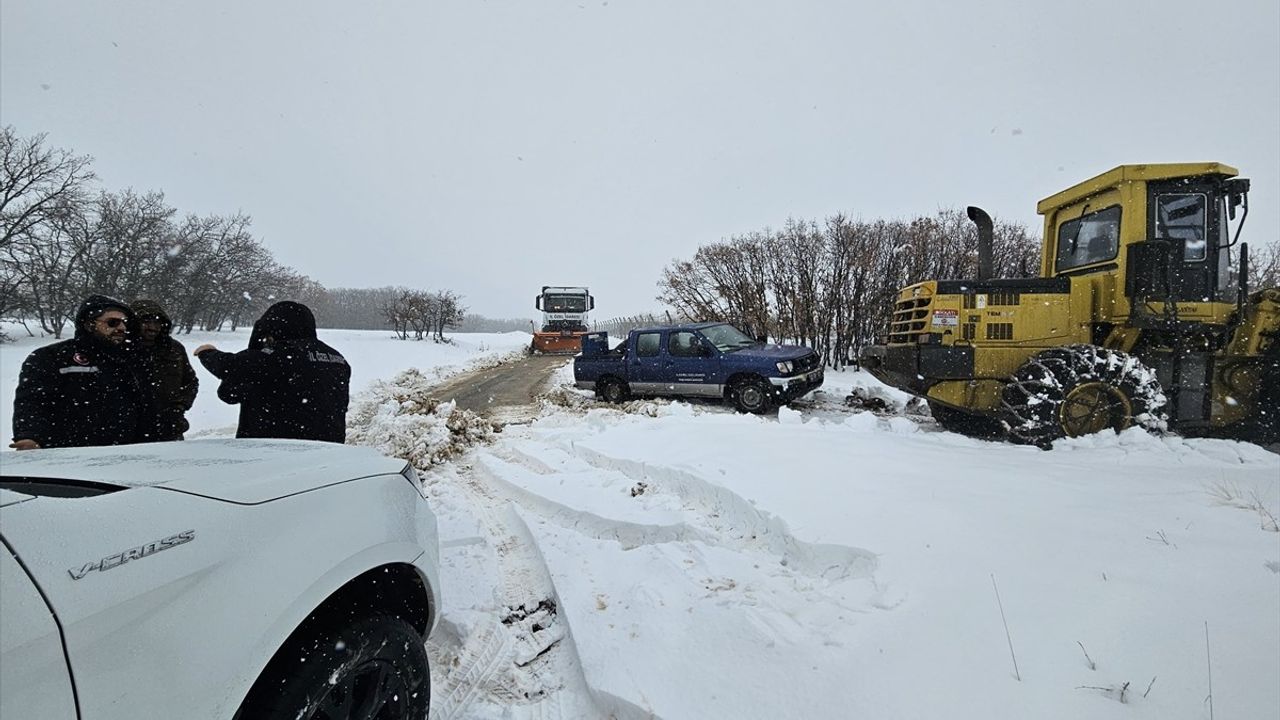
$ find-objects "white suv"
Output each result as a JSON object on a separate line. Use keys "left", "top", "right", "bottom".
{"left": 0, "top": 438, "right": 439, "bottom": 720}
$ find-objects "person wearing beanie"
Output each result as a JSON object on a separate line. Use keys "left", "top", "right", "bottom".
{"left": 193, "top": 301, "right": 350, "bottom": 444}
{"left": 130, "top": 299, "right": 199, "bottom": 442}
{"left": 10, "top": 294, "right": 145, "bottom": 450}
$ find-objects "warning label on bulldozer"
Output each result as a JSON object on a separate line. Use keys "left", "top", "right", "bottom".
{"left": 931, "top": 309, "right": 959, "bottom": 327}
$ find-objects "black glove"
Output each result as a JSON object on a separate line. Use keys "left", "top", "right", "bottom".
{"left": 161, "top": 410, "right": 190, "bottom": 438}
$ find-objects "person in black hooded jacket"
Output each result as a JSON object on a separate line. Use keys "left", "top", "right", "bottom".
{"left": 10, "top": 295, "right": 144, "bottom": 450}
{"left": 131, "top": 298, "right": 199, "bottom": 441}
{"left": 193, "top": 301, "right": 350, "bottom": 443}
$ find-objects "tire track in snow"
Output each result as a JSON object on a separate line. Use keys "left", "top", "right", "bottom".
{"left": 471, "top": 456, "right": 714, "bottom": 550}
{"left": 429, "top": 463, "right": 657, "bottom": 720}
{"left": 498, "top": 440, "right": 878, "bottom": 583}
{"left": 429, "top": 618, "right": 514, "bottom": 720}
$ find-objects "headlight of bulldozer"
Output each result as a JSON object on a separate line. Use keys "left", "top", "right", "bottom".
{"left": 776, "top": 361, "right": 793, "bottom": 374}
{"left": 917, "top": 332, "right": 942, "bottom": 344}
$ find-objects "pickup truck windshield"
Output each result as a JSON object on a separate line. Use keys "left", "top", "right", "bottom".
{"left": 700, "top": 323, "right": 755, "bottom": 352}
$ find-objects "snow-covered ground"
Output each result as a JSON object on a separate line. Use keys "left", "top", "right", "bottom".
{"left": 2, "top": 328, "right": 1277, "bottom": 719}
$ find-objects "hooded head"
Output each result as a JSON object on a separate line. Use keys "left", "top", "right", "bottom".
{"left": 249, "top": 301, "right": 317, "bottom": 349}
{"left": 130, "top": 298, "right": 172, "bottom": 346}
{"left": 75, "top": 294, "right": 136, "bottom": 351}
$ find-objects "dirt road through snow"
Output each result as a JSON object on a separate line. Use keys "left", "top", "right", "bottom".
{"left": 429, "top": 353, "right": 571, "bottom": 422}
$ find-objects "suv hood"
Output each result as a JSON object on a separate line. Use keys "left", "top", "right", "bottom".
{"left": 0, "top": 439, "right": 408, "bottom": 505}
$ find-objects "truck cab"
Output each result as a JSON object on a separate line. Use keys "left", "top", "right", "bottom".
{"left": 532, "top": 286, "right": 595, "bottom": 354}
{"left": 574, "top": 323, "right": 824, "bottom": 413}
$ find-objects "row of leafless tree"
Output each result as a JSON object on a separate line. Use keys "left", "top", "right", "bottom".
{"left": 657, "top": 211, "right": 1041, "bottom": 368}
{"left": 302, "top": 286, "right": 523, "bottom": 336}
{"left": 1, "top": 127, "right": 313, "bottom": 337}
{"left": 0, "top": 127, "right": 477, "bottom": 339}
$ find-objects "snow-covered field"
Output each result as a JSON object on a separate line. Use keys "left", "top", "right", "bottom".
{"left": 2, "top": 328, "right": 1277, "bottom": 719}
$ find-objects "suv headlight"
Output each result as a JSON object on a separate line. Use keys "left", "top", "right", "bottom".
{"left": 776, "top": 361, "right": 793, "bottom": 374}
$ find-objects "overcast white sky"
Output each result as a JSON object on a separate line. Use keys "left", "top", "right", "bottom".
{"left": 3, "top": 0, "right": 1277, "bottom": 319}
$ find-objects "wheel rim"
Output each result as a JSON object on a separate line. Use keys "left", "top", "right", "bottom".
{"left": 739, "top": 384, "right": 764, "bottom": 410}
{"left": 311, "top": 658, "right": 412, "bottom": 720}
{"left": 1059, "top": 382, "right": 1131, "bottom": 437}
{"left": 603, "top": 381, "right": 622, "bottom": 402}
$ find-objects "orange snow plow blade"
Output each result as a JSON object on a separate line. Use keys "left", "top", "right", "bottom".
{"left": 531, "top": 332, "right": 586, "bottom": 355}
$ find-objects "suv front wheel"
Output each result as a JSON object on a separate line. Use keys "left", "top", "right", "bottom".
{"left": 237, "top": 614, "right": 430, "bottom": 720}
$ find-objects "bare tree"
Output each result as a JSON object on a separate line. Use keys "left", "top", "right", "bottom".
{"left": 1246, "top": 241, "right": 1279, "bottom": 292}
{"left": 2, "top": 197, "right": 93, "bottom": 336}
{"left": 427, "top": 290, "right": 466, "bottom": 342}
{"left": 381, "top": 288, "right": 414, "bottom": 340}
{"left": 0, "top": 127, "right": 96, "bottom": 324}
{"left": 75, "top": 190, "right": 175, "bottom": 302}
{"left": 1, "top": 127, "right": 95, "bottom": 251}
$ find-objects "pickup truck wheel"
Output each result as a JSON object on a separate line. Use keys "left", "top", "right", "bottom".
{"left": 598, "top": 377, "right": 629, "bottom": 403}
{"left": 731, "top": 378, "right": 771, "bottom": 413}
{"left": 236, "top": 614, "right": 429, "bottom": 720}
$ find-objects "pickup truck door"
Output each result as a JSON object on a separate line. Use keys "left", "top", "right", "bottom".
{"left": 666, "top": 331, "right": 719, "bottom": 397}
{"left": 629, "top": 331, "right": 667, "bottom": 393}
{"left": 1, "top": 533, "right": 79, "bottom": 720}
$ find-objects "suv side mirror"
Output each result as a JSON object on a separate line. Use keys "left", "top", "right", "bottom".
{"left": 701, "top": 344, "right": 715, "bottom": 357}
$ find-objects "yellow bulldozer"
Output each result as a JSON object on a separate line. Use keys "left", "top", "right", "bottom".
{"left": 862, "top": 163, "right": 1280, "bottom": 447}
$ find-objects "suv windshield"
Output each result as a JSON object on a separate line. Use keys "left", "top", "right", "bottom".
{"left": 699, "top": 324, "right": 755, "bottom": 352}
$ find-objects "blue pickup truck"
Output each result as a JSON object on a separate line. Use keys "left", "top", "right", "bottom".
{"left": 573, "top": 323, "right": 824, "bottom": 413}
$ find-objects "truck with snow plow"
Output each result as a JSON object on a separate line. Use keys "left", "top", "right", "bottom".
{"left": 861, "top": 162, "right": 1280, "bottom": 447}
{"left": 574, "top": 323, "right": 824, "bottom": 412}
{"left": 531, "top": 286, "right": 594, "bottom": 354}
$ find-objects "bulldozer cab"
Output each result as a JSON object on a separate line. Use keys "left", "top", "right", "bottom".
{"left": 1037, "top": 163, "right": 1249, "bottom": 327}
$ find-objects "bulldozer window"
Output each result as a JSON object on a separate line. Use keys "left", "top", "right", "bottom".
{"left": 1155, "top": 193, "right": 1208, "bottom": 262}
{"left": 1215, "top": 195, "right": 1237, "bottom": 299}
{"left": 636, "top": 332, "right": 661, "bottom": 357}
{"left": 1055, "top": 205, "right": 1121, "bottom": 272}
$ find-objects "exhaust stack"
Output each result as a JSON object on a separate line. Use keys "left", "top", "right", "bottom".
{"left": 967, "top": 206, "right": 994, "bottom": 281}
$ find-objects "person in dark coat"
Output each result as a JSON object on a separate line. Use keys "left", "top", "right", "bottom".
{"left": 10, "top": 295, "right": 144, "bottom": 450}
{"left": 193, "top": 301, "right": 350, "bottom": 444}
{"left": 131, "top": 299, "right": 199, "bottom": 442}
